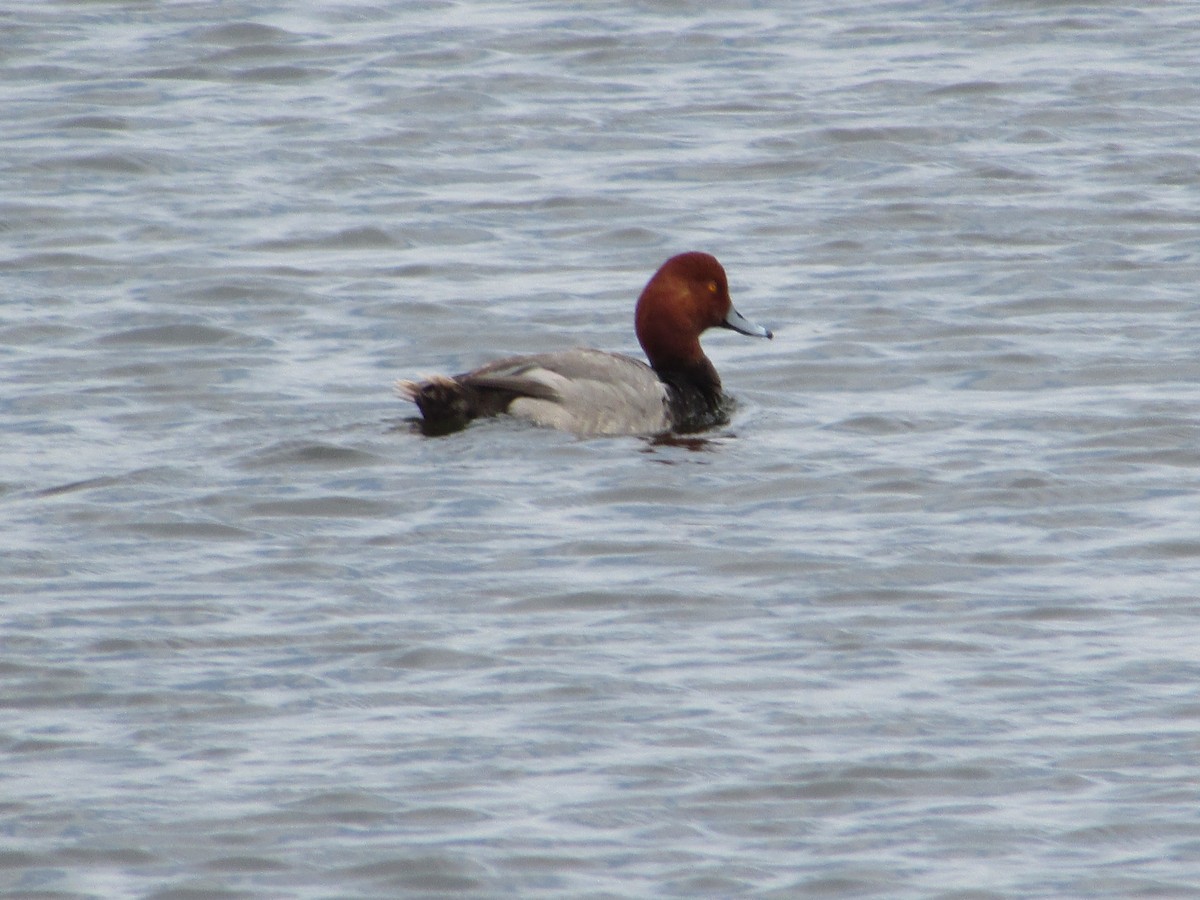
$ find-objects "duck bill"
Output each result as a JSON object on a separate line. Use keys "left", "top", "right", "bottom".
{"left": 722, "top": 305, "right": 773, "bottom": 339}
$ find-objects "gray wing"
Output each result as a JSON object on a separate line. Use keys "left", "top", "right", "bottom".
{"left": 463, "top": 349, "right": 671, "bottom": 435}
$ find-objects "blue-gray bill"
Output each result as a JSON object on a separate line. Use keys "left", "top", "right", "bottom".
{"left": 722, "top": 305, "right": 773, "bottom": 339}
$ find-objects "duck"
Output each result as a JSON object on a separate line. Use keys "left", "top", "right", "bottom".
{"left": 397, "top": 252, "right": 772, "bottom": 436}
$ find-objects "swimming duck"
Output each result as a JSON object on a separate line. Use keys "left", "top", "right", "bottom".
{"left": 397, "top": 252, "right": 772, "bottom": 436}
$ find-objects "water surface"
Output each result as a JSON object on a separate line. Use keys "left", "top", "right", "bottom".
{"left": 4, "top": 2, "right": 1200, "bottom": 897}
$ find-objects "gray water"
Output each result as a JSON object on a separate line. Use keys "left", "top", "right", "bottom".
{"left": 4, "top": 2, "right": 1200, "bottom": 897}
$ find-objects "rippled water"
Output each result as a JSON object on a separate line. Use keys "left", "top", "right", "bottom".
{"left": 5, "top": 2, "right": 1200, "bottom": 897}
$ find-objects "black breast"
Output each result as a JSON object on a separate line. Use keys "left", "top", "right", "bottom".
{"left": 656, "top": 359, "right": 732, "bottom": 433}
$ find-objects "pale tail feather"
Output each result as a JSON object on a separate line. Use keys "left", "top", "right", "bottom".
{"left": 394, "top": 374, "right": 456, "bottom": 403}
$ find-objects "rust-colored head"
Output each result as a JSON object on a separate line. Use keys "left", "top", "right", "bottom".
{"left": 634, "top": 252, "right": 771, "bottom": 373}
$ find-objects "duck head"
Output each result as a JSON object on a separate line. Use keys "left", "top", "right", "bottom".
{"left": 634, "top": 252, "right": 772, "bottom": 374}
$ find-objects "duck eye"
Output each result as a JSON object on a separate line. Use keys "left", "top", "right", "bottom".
{"left": 707, "top": 281, "right": 718, "bottom": 293}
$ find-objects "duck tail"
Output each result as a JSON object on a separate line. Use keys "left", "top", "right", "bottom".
{"left": 395, "top": 375, "right": 478, "bottom": 434}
